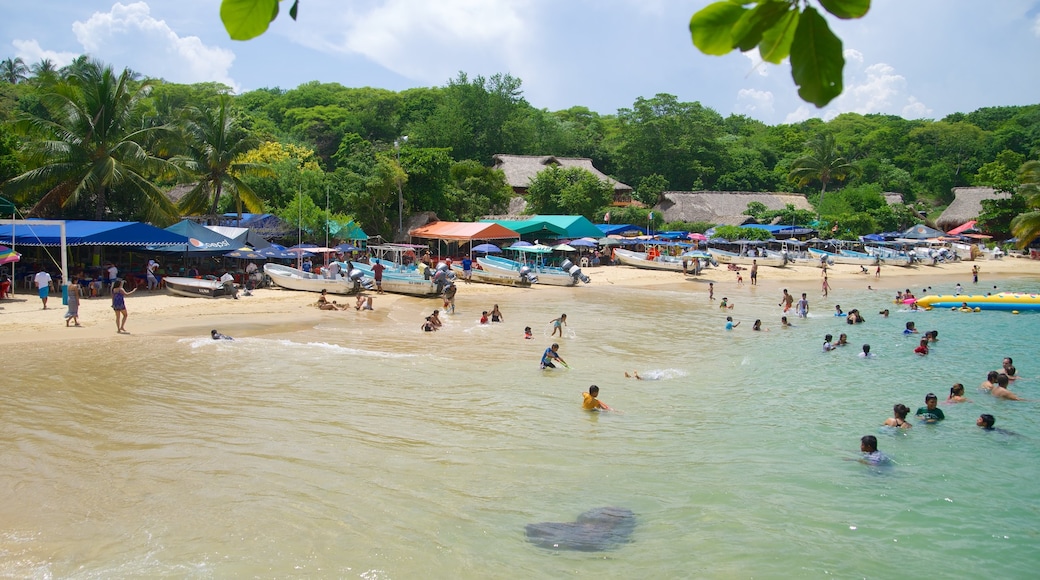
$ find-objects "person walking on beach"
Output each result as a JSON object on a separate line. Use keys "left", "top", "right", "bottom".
{"left": 541, "top": 343, "right": 566, "bottom": 369}
{"left": 875, "top": 264, "right": 881, "bottom": 278}
{"left": 750, "top": 260, "right": 758, "bottom": 286}
{"left": 34, "top": 266, "right": 52, "bottom": 309}
{"left": 461, "top": 256, "right": 472, "bottom": 282}
{"left": 65, "top": 275, "right": 81, "bottom": 326}
{"left": 146, "top": 258, "right": 160, "bottom": 290}
{"left": 550, "top": 313, "right": 567, "bottom": 337}
{"left": 111, "top": 279, "right": 136, "bottom": 333}
{"left": 372, "top": 259, "right": 385, "bottom": 294}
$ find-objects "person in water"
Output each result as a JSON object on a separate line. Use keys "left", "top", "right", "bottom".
{"left": 822, "top": 334, "right": 835, "bottom": 352}
{"left": 796, "top": 293, "right": 808, "bottom": 318}
{"left": 977, "top": 414, "right": 1018, "bottom": 435}
{"left": 524, "top": 326, "right": 533, "bottom": 339}
{"left": 904, "top": 321, "right": 918, "bottom": 334}
{"left": 541, "top": 343, "right": 566, "bottom": 369}
{"left": 883, "top": 404, "right": 912, "bottom": 429}
{"left": 990, "top": 374, "right": 1023, "bottom": 401}
{"left": 947, "top": 383, "right": 969, "bottom": 403}
{"left": 780, "top": 316, "right": 793, "bottom": 328}
{"left": 582, "top": 385, "right": 612, "bottom": 412}
{"left": 752, "top": 319, "right": 768, "bottom": 331}
{"left": 836, "top": 333, "right": 849, "bottom": 347}
{"left": 550, "top": 313, "right": 568, "bottom": 337}
{"left": 859, "top": 435, "right": 889, "bottom": 465}
{"left": 916, "top": 393, "right": 945, "bottom": 422}
{"left": 210, "top": 329, "right": 233, "bottom": 341}
{"left": 725, "top": 316, "right": 740, "bottom": 330}
{"left": 981, "top": 370, "right": 1000, "bottom": 391}
{"left": 914, "top": 338, "right": 929, "bottom": 356}
{"left": 859, "top": 344, "right": 874, "bottom": 358}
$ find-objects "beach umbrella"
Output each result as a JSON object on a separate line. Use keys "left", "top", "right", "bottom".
{"left": 472, "top": 243, "right": 501, "bottom": 254}
{"left": 224, "top": 248, "right": 266, "bottom": 260}
{"left": 687, "top": 233, "right": 708, "bottom": 241}
{"left": 0, "top": 244, "right": 20, "bottom": 265}
{"left": 553, "top": 243, "right": 577, "bottom": 252}
{"left": 335, "top": 243, "right": 358, "bottom": 252}
{"left": 597, "top": 237, "right": 621, "bottom": 246}
{"left": 568, "top": 239, "right": 597, "bottom": 247}
{"left": 510, "top": 241, "right": 533, "bottom": 247}
{"left": 259, "top": 247, "right": 302, "bottom": 259}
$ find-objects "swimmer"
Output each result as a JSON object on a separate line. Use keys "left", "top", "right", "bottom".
{"left": 725, "top": 316, "right": 740, "bottom": 330}
{"left": 780, "top": 316, "right": 793, "bottom": 328}
{"left": 823, "top": 334, "right": 835, "bottom": 352}
{"left": 550, "top": 313, "right": 567, "bottom": 337}
{"left": 524, "top": 326, "right": 533, "bottom": 339}
{"left": 859, "top": 344, "right": 874, "bottom": 358}
{"left": 903, "top": 321, "right": 918, "bottom": 334}
{"left": 489, "top": 304, "right": 504, "bottom": 322}
{"left": 915, "top": 393, "right": 945, "bottom": 422}
{"left": 836, "top": 333, "right": 848, "bottom": 347}
{"left": 752, "top": 319, "right": 768, "bottom": 331}
{"left": 720, "top": 297, "right": 732, "bottom": 309}
{"left": 883, "top": 404, "right": 912, "bottom": 429}
{"left": 834, "top": 305, "right": 845, "bottom": 317}
{"left": 859, "top": 435, "right": 889, "bottom": 465}
{"left": 210, "top": 329, "right": 233, "bottom": 340}
{"left": 914, "top": 338, "right": 929, "bottom": 356}
{"left": 582, "top": 385, "right": 612, "bottom": 411}
{"left": 480, "top": 311, "right": 489, "bottom": 324}
{"left": 795, "top": 293, "right": 808, "bottom": 318}
{"left": 977, "top": 414, "right": 1018, "bottom": 436}
{"left": 421, "top": 316, "right": 437, "bottom": 332}
{"left": 878, "top": 309, "right": 889, "bottom": 317}
{"left": 540, "top": 343, "right": 566, "bottom": 369}
{"left": 947, "top": 383, "right": 969, "bottom": 403}
{"left": 708, "top": 282, "right": 714, "bottom": 301}
{"left": 981, "top": 370, "right": 1000, "bottom": 391}
{"left": 990, "top": 374, "right": 1023, "bottom": 401}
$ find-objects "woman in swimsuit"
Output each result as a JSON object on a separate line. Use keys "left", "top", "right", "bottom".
{"left": 489, "top": 304, "right": 504, "bottom": 323}
{"left": 111, "top": 279, "right": 136, "bottom": 333}
{"left": 883, "top": 404, "right": 912, "bottom": 429}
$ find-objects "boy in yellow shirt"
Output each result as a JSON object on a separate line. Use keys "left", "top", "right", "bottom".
{"left": 582, "top": 385, "right": 613, "bottom": 412}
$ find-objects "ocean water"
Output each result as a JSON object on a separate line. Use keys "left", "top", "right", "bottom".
{"left": 2, "top": 275, "right": 1039, "bottom": 578}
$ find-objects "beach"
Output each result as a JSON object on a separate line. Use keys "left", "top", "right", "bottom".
{"left": 2, "top": 257, "right": 1038, "bottom": 344}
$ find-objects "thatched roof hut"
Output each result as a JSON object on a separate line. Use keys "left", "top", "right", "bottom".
{"left": 882, "top": 191, "right": 905, "bottom": 205}
{"left": 935, "top": 187, "right": 1010, "bottom": 232}
{"left": 491, "top": 154, "right": 633, "bottom": 203}
{"left": 655, "top": 191, "right": 813, "bottom": 226}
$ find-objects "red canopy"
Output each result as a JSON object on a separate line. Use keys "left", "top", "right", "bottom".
{"left": 409, "top": 222, "right": 520, "bottom": 241}
{"left": 947, "top": 220, "right": 977, "bottom": 236}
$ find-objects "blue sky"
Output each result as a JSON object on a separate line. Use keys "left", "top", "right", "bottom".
{"left": 2, "top": 0, "right": 1039, "bottom": 125}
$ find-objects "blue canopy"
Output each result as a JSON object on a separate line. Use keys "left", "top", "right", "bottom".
{"left": 0, "top": 220, "right": 189, "bottom": 247}
{"left": 598, "top": 224, "right": 648, "bottom": 236}
{"left": 160, "top": 220, "right": 238, "bottom": 253}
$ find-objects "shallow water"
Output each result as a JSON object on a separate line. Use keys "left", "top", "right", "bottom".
{"left": 2, "top": 276, "right": 1039, "bottom": 578}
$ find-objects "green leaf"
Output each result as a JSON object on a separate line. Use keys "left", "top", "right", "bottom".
{"left": 731, "top": 1, "right": 793, "bottom": 52}
{"left": 759, "top": 8, "right": 799, "bottom": 64}
{"left": 220, "top": 0, "right": 279, "bottom": 41}
{"left": 289, "top": 0, "right": 298, "bottom": 20}
{"left": 790, "top": 7, "right": 844, "bottom": 107}
{"left": 690, "top": 2, "right": 748, "bottom": 56}
{"left": 818, "top": 0, "right": 870, "bottom": 19}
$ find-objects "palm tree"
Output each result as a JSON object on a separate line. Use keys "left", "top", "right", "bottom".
{"left": 1010, "top": 160, "right": 1040, "bottom": 248}
{"left": 0, "top": 57, "right": 28, "bottom": 84}
{"left": 788, "top": 133, "right": 860, "bottom": 217}
{"left": 172, "top": 94, "right": 271, "bottom": 221}
{"left": 29, "top": 59, "right": 58, "bottom": 85}
{"left": 2, "top": 59, "right": 180, "bottom": 222}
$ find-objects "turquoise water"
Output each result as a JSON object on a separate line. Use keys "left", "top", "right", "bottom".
{"left": 2, "top": 275, "right": 1038, "bottom": 578}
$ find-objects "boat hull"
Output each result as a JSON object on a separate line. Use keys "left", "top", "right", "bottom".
{"left": 349, "top": 264, "right": 443, "bottom": 296}
{"left": 165, "top": 277, "right": 234, "bottom": 299}
{"left": 451, "top": 264, "right": 532, "bottom": 287}
{"left": 477, "top": 257, "right": 580, "bottom": 287}
{"left": 613, "top": 248, "right": 686, "bottom": 272}
{"left": 808, "top": 248, "right": 879, "bottom": 266}
{"left": 915, "top": 293, "right": 1040, "bottom": 312}
{"left": 264, "top": 264, "right": 359, "bottom": 294}
{"left": 709, "top": 250, "right": 787, "bottom": 267}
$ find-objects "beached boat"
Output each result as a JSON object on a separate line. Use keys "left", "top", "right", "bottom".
{"left": 451, "top": 263, "right": 532, "bottom": 287}
{"left": 865, "top": 246, "right": 916, "bottom": 266}
{"left": 349, "top": 262, "right": 443, "bottom": 297}
{"left": 708, "top": 248, "right": 787, "bottom": 267}
{"left": 808, "top": 247, "right": 880, "bottom": 266}
{"left": 915, "top": 292, "right": 1040, "bottom": 312}
{"left": 165, "top": 276, "right": 236, "bottom": 299}
{"left": 614, "top": 248, "right": 712, "bottom": 274}
{"left": 477, "top": 256, "right": 589, "bottom": 286}
{"left": 264, "top": 263, "right": 364, "bottom": 295}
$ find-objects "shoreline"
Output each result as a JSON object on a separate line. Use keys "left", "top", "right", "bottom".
{"left": 2, "top": 257, "right": 1038, "bottom": 346}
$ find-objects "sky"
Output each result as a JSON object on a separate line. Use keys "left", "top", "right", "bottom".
{"left": 2, "top": 0, "right": 1039, "bottom": 126}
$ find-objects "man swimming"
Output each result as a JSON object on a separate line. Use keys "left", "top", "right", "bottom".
{"left": 211, "top": 329, "right": 233, "bottom": 340}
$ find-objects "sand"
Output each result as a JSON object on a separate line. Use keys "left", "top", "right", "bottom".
{"left": 3, "top": 257, "right": 1038, "bottom": 346}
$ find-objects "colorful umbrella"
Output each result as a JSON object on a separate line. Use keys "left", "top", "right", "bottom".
{"left": 0, "top": 244, "right": 20, "bottom": 265}
{"left": 224, "top": 248, "right": 267, "bottom": 260}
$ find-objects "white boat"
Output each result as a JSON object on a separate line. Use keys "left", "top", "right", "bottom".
{"left": 865, "top": 246, "right": 916, "bottom": 266}
{"left": 613, "top": 248, "right": 712, "bottom": 274}
{"left": 808, "top": 247, "right": 880, "bottom": 266}
{"left": 350, "top": 263, "right": 443, "bottom": 297}
{"left": 708, "top": 248, "right": 788, "bottom": 267}
{"left": 477, "top": 255, "right": 588, "bottom": 286}
{"left": 451, "top": 263, "right": 532, "bottom": 288}
{"left": 264, "top": 263, "right": 363, "bottom": 294}
{"left": 165, "top": 276, "right": 236, "bottom": 299}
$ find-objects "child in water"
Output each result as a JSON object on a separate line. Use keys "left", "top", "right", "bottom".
{"left": 582, "top": 385, "right": 613, "bottom": 411}
{"left": 524, "top": 326, "right": 533, "bottom": 339}
{"left": 550, "top": 313, "right": 567, "bottom": 337}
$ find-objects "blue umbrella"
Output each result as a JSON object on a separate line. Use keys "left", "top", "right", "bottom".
{"left": 336, "top": 243, "right": 358, "bottom": 252}
{"left": 472, "top": 243, "right": 501, "bottom": 254}
{"left": 510, "top": 241, "right": 533, "bottom": 247}
{"left": 568, "top": 239, "right": 598, "bottom": 247}
{"left": 224, "top": 248, "right": 266, "bottom": 260}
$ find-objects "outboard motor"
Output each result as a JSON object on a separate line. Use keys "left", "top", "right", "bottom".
{"left": 518, "top": 265, "right": 538, "bottom": 284}
{"left": 432, "top": 263, "right": 450, "bottom": 294}
{"left": 347, "top": 268, "right": 374, "bottom": 291}
{"left": 560, "top": 259, "right": 591, "bottom": 284}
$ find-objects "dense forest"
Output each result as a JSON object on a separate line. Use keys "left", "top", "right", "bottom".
{"left": 1, "top": 55, "right": 1039, "bottom": 242}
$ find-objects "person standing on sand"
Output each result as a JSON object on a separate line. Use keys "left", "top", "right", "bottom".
{"left": 65, "top": 275, "right": 81, "bottom": 326}
{"left": 750, "top": 260, "right": 758, "bottom": 285}
{"left": 34, "top": 266, "right": 52, "bottom": 309}
{"left": 111, "top": 279, "right": 136, "bottom": 333}
{"left": 372, "top": 259, "right": 385, "bottom": 294}
{"left": 875, "top": 264, "right": 881, "bottom": 278}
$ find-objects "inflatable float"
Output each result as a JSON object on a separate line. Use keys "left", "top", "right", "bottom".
{"left": 914, "top": 292, "right": 1040, "bottom": 312}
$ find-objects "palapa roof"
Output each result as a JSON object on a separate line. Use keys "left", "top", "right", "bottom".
{"left": 655, "top": 191, "right": 813, "bottom": 226}
{"left": 491, "top": 154, "right": 632, "bottom": 193}
{"left": 935, "top": 187, "right": 1010, "bottom": 231}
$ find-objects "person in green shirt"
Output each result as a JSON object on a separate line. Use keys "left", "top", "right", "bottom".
{"left": 915, "top": 393, "right": 945, "bottom": 422}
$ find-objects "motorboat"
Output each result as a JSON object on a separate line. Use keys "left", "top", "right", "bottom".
{"left": 451, "top": 263, "right": 532, "bottom": 287}
{"left": 264, "top": 263, "right": 367, "bottom": 294}
{"left": 165, "top": 276, "right": 237, "bottom": 299}
{"left": 477, "top": 255, "right": 588, "bottom": 286}
{"left": 708, "top": 248, "right": 787, "bottom": 267}
{"left": 808, "top": 247, "right": 880, "bottom": 266}
{"left": 613, "top": 248, "right": 713, "bottom": 274}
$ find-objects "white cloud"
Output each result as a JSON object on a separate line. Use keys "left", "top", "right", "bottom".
{"left": 902, "top": 96, "right": 933, "bottom": 119}
{"left": 843, "top": 48, "right": 863, "bottom": 64}
{"left": 784, "top": 104, "right": 813, "bottom": 124}
{"left": 736, "top": 88, "right": 774, "bottom": 116}
{"left": 11, "top": 39, "right": 79, "bottom": 67}
{"left": 67, "top": 2, "right": 238, "bottom": 90}
{"left": 1034, "top": 14, "right": 1040, "bottom": 36}
{"left": 290, "top": 0, "right": 534, "bottom": 85}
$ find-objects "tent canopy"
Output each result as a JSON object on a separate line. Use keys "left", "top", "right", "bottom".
{"left": 480, "top": 218, "right": 567, "bottom": 237}
{"left": 0, "top": 220, "right": 188, "bottom": 247}
{"left": 205, "top": 225, "right": 271, "bottom": 249}
{"left": 160, "top": 220, "right": 239, "bottom": 253}
{"left": 411, "top": 221, "right": 520, "bottom": 241}
{"left": 899, "top": 224, "right": 947, "bottom": 240}
{"left": 946, "top": 220, "right": 978, "bottom": 236}
{"left": 597, "top": 223, "right": 648, "bottom": 236}
{"left": 481, "top": 215, "right": 602, "bottom": 239}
